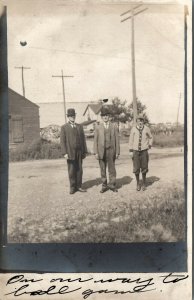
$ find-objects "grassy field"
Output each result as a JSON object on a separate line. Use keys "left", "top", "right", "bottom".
{"left": 8, "top": 146, "right": 185, "bottom": 243}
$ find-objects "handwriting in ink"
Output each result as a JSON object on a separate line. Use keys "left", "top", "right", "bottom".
{"left": 160, "top": 273, "right": 189, "bottom": 284}
{"left": 50, "top": 277, "right": 93, "bottom": 283}
{"left": 5, "top": 284, "right": 82, "bottom": 297}
{"left": 6, "top": 275, "right": 43, "bottom": 285}
{"left": 4, "top": 273, "right": 189, "bottom": 298}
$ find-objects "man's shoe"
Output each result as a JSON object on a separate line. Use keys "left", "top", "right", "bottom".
{"left": 109, "top": 186, "right": 118, "bottom": 192}
{"left": 100, "top": 186, "right": 109, "bottom": 193}
{"left": 70, "top": 189, "right": 76, "bottom": 194}
{"left": 77, "top": 188, "right": 87, "bottom": 192}
{"left": 136, "top": 184, "right": 141, "bottom": 191}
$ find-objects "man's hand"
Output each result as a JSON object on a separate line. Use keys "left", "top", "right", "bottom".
{"left": 95, "top": 154, "right": 99, "bottom": 160}
{"left": 64, "top": 154, "right": 69, "bottom": 159}
{"left": 129, "top": 150, "right": 133, "bottom": 158}
{"left": 116, "top": 154, "right": 120, "bottom": 159}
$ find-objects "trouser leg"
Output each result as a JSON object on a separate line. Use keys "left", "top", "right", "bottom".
{"left": 135, "top": 173, "right": 140, "bottom": 184}
{"left": 141, "top": 150, "right": 149, "bottom": 174}
{"left": 75, "top": 151, "right": 83, "bottom": 189}
{"left": 107, "top": 149, "right": 116, "bottom": 188}
{"left": 67, "top": 160, "right": 76, "bottom": 191}
{"left": 99, "top": 157, "right": 107, "bottom": 187}
{"left": 135, "top": 173, "right": 141, "bottom": 191}
{"left": 133, "top": 151, "right": 140, "bottom": 175}
{"left": 142, "top": 173, "right": 146, "bottom": 191}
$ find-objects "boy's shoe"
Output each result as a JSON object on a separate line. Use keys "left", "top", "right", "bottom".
{"left": 136, "top": 183, "right": 141, "bottom": 191}
{"left": 142, "top": 184, "right": 146, "bottom": 191}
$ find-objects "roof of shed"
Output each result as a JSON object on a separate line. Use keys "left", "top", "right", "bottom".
{"left": 83, "top": 103, "right": 102, "bottom": 116}
{"left": 8, "top": 88, "right": 39, "bottom": 108}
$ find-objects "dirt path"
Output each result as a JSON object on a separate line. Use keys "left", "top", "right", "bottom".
{"left": 7, "top": 149, "right": 184, "bottom": 242}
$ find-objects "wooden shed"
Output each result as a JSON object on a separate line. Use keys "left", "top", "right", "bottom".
{"left": 8, "top": 88, "right": 40, "bottom": 145}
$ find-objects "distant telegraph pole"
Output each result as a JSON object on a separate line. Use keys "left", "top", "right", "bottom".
{"left": 15, "top": 66, "right": 31, "bottom": 97}
{"left": 52, "top": 70, "right": 74, "bottom": 123}
{"left": 120, "top": 3, "right": 148, "bottom": 125}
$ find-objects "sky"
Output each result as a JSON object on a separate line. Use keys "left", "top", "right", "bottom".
{"left": 1, "top": 0, "right": 187, "bottom": 123}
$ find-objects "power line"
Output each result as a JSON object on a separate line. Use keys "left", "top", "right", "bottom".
{"left": 52, "top": 70, "right": 74, "bottom": 123}
{"left": 120, "top": 3, "right": 148, "bottom": 125}
{"left": 15, "top": 66, "right": 31, "bottom": 97}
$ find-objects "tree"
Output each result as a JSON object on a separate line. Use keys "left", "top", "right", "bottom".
{"left": 128, "top": 98, "right": 150, "bottom": 124}
{"left": 108, "top": 97, "right": 130, "bottom": 123}
{"left": 108, "top": 97, "right": 149, "bottom": 124}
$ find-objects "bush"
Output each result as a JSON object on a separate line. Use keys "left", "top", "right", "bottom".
{"left": 9, "top": 138, "right": 62, "bottom": 162}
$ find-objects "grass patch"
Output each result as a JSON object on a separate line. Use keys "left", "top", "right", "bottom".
{"left": 153, "top": 131, "right": 184, "bottom": 148}
{"left": 120, "top": 131, "right": 184, "bottom": 147}
{"left": 9, "top": 138, "right": 62, "bottom": 161}
{"left": 8, "top": 184, "right": 185, "bottom": 243}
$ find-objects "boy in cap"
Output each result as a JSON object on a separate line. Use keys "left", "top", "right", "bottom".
{"left": 94, "top": 106, "right": 120, "bottom": 193}
{"left": 60, "top": 108, "right": 87, "bottom": 194}
{"left": 129, "top": 113, "right": 153, "bottom": 191}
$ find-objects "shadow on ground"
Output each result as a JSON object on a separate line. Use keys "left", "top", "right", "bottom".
{"left": 117, "top": 176, "right": 133, "bottom": 189}
{"left": 145, "top": 176, "right": 160, "bottom": 186}
{"left": 83, "top": 176, "right": 133, "bottom": 190}
{"left": 82, "top": 178, "right": 102, "bottom": 189}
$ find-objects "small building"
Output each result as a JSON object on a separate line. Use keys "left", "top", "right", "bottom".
{"left": 83, "top": 103, "right": 102, "bottom": 122}
{"left": 8, "top": 88, "right": 40, "bottom": 145}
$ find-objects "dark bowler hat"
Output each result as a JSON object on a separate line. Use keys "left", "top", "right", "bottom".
{"left": 100, "top": 105, "right": 110, "bottom": 116}
{"left": 67, "top": 108, "right": 76, "bottom": 117}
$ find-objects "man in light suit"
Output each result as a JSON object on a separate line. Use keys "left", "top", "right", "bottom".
{"left": 60, "top": 108, "right": 87, "bottom": 194}
{"left": 94, "top": 106, "right": 120, "bottom": 193}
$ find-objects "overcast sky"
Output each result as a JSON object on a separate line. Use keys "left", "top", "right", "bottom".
{"left": 2, "top": 0, "right": 187, "bottom": 123}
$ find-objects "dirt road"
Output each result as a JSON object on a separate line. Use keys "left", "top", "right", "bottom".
{"left": 8, "top": 145, "right": 184, "bottom": 242}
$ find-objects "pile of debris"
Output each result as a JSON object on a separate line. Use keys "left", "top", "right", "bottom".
{"left": 40, "top": 124, "right": 61, "bottom": 143}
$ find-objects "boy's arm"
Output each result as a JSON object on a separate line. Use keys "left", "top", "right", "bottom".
{"left": 147, "top": 127, "right": 153, "bottom": 147}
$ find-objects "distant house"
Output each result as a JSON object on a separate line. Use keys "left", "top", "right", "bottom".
{"left": 8, "top": 88, "right": 40, "bottom": 145}
{"left": 83, "top": 103, "right": 102, "bottom": 122}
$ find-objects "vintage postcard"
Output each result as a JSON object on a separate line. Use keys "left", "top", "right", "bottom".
{"left": 0, "top": 0, "right": 192, "bottom": 299}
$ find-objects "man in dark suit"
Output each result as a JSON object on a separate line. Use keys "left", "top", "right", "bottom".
{"left": 60, "top": 108, "right": 87, "bottom": 194}
{"left": 94, "top": 106, "right": 120, "bottom": 193}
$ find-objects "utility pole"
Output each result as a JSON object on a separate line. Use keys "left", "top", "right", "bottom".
{"left": 15, "top": 66, "right": 31, "bottom": 97}
{"left": 176, "top": 93, "right": 181, "bottom": 127}
{"left": 52, "top": 70, "right": 74, "bottom": 123}
{"left": 120, "top": 3, "right": 148, "bottom": 125}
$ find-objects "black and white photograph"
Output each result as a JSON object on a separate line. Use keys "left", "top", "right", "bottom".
{"left": 5, "top": 0, "right": 187, "bottom": 246}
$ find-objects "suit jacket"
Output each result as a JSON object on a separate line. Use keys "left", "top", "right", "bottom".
{"left": 93, "top": 122, "right": 120, "bottom": 159}
{"left": 60, "top": 123, "right": 87, "bottom": 160}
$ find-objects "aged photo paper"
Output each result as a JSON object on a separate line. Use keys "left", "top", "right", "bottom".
{"left": 0, "top": 0, "right": 192, "bottom": 299}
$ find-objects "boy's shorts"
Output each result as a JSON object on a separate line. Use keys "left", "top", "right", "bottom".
{"left": 132, "top": 149, "right": 149, "bottom": 175}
